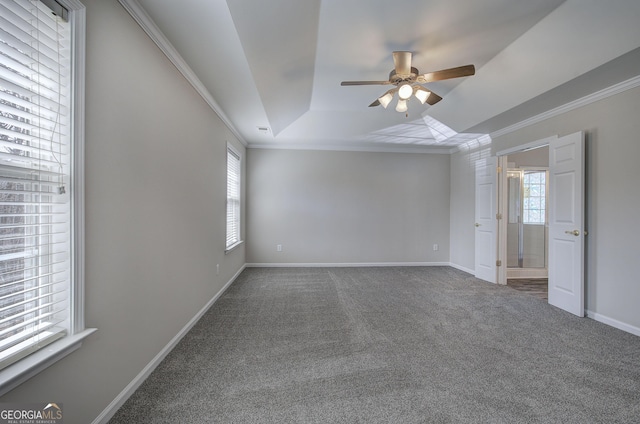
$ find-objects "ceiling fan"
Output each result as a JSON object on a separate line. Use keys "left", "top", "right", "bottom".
{"left": 341, "top": 51, "right": 475, "bottom": 113}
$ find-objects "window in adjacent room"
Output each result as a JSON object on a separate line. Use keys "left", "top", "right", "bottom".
{"left": 0, "top": 0, "right": 93, "bottom": 395}
{"left": 225, "top": 145, "right": 241, "bottom": 251}
{"left": 522, "top": 170, "right": 546, "bottom": 224}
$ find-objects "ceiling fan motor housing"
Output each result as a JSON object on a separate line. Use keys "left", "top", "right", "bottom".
{"left": 389, "top": 67, "right": 420, "bottom": 85}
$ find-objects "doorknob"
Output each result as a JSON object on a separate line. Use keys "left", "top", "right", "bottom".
{"left": 565, "top": 230, "right": 580, "bottom": 236}
{"left": 475, "top": 223, "right": 481, "bottom": 227}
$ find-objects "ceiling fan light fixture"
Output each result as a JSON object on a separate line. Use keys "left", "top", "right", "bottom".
{"left": 414, "top": 87, "right": 431, "bottom": 104}
{"left": 398, "top": 83, "right": 413, "bottom": 100}
{"left": 378, "top": 92, "right": 394, "bottom": 108}
{"left": 341, "top": 51, "right": 475, "bottom": 112}
{"left": 395, "top": 98, "right": 408, "bottom": 113}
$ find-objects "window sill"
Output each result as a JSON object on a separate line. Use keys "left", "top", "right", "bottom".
{"left": 225, "top": 240, "right": 244, "bottom": 254}
{"left": 0, "top": 328, "right": 97, "bottom": 396}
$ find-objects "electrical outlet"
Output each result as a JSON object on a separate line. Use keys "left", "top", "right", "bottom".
{"left": 433, "top": 244, "right": 439, "bottom": 251}
{"left": 276, "top": 244, "right": 283, "bottom": 252}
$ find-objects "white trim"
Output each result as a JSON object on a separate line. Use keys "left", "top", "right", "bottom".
{"left": 587, "top": 310, "right": 640, "bottom": 338}
{"left": 226, "top": 142, "right": 242, "bottom": 159}
{"left": 224, "top": 240, "right": 244, "bottom": 254}
{"left": 92, "top": 264, "right": 247, "bottom": 424}
{"left": 246, "top": 142, "right": 455, "bottom": 155}
{"left": 495, "top": 135, "right": 557, "bottom": 157}
{"left": 69, "top": 0, "right": 87, "bottom": 334}
{"left": 0, "top": 329, "right": 96, "bottom": 397}
{"left": 0, "top": 0, "right": 95, "bottom": 395}
{"left": 246, "top": 262, "right": 451, "bottom": 268}
{"left": 225, "top": 143, "right": 242, "bottom": 250}
{"left": 448, "top": 263, "right": 475, "bottom": 275}
{"left": 491, "top": 75, "right": 640, "bottom": 139}
{"left": 496, "top": 143, "right": 553, "bottom": 285}
{"left": 117, "top": 0, "right": 247, "bottom": 147}
{"left": 496, "top": 155, "right": 508, "bottom": 285}
{"left": 506, "top": 268, "right": 548, "bottom": 279}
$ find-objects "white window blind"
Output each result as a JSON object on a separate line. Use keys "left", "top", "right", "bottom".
{"left": 226, "top": 146, "right": 241, "bottom": 249}
{"left": 0, "top": 0, "right": 71, "bottom": 371}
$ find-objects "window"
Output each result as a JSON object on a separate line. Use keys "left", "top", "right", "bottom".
{"left": 225, "top": 145, "right": 241, "bottom": 250}
{"left": 523, "top": 170, "right": 546, "bottom": 224}
{"left": 0, "top": 0, "right": 91, "bottom": 394}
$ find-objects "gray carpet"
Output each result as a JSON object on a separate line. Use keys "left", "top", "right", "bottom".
{"left": 109, "top": 267, "right": 640, "bottom": 423}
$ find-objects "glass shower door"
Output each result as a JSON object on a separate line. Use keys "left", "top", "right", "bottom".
{"left": 507, "top": 169, "right": 548, "bottom": 271}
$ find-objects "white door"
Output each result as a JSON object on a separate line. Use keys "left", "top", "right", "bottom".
{"left": 475, "top": 157, "right": 497, "bottom": 283}
{"left": 548, "top": 132, "right": 585, "bottom": 316}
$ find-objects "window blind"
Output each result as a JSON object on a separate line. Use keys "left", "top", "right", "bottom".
{"left": 0, "top": 0, "right": 71, "bottom": 370}
{"left": 226, "top": 147, "right": 241, "bottom": 249}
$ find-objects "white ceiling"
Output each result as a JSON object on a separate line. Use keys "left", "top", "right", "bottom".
{"left": 127, "top": 0, "right": 640, "bottom": 153}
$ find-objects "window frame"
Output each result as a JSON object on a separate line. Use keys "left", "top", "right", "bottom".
{"left": 225, "top": 143, "right": 242, "bottom": 253}
{"left": 0, "top": 0, "right": 95, "bottom": 396}
{"left": 522, "top": 169, "right": 548, "bottom": 225}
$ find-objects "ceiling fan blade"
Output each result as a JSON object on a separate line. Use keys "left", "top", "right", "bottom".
{"left": 341, "top": 80, "right": 392, "bottom": 86}
{"left": 392, "top": 51, "right": 412, "bottom": 76}
{"left": 426, "top": 91, "right": 443, "bottom": 106}
{"left": 369, "top": 99, "right": 380, "bottom": 107}
{"left": 418, "top": 65, "right": 475, "bottom": 83}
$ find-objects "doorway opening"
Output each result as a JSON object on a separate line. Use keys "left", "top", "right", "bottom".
{"left": 498, "top": 145, "right": 549, "bottom": 300}
{"left": 489, "top": 132, "right": 585, "bottom": 316}
{"left": 506, "top": 279, "right": 548, "bottom": 300}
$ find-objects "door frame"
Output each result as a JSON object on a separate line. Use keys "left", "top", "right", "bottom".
{"left": 496, "top": 136, "right": 556, "bottom": 286}
{"left": 491, "top": 133, "right": 585, "bottom": 318}
{"left": 474, "top": 157, "right": 498, "bottom": 284}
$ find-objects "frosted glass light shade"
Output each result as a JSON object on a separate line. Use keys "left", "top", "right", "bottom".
{"left": 414, "top": 88, "right": 431, "bottom": 104}
{"left": 398, "top": 84, "right": 413, "bottom": 100}
{"left": 378, "top": 92, "right": 394, "bottom": 108}
{"left": 395, "top": 99, "right": 408, "bottom": 112}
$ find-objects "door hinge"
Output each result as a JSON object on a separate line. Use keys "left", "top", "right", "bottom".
{"left": 496, "top": 260, "right": 502, "bottom": 267}
{"left": 496, "top": 213, "right": 502, "bottom": 220}
{"left": 497, "top": 166, "right": 502, "bottom": 173}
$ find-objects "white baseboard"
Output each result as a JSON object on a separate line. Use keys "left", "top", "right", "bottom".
{"left": 448, "top": 262, "right": 475, "bottom": 275}
{"left": 92, "top": 264, "right": 246, "bottom": 424}
{"left": 246, "top": 262, "right": 451, "bottom": 268}
{"left": 507, "top": 268, "right": 548, "bottom": 279}
{"left": 586, "top": 310, "right": 640, "bottom": 338}
{"left": 91, "top": 262, "right": 640, "bottom": 424}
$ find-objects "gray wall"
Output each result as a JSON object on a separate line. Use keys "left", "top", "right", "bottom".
{"left": 0, "top": 0, "right": 246, "bottom": 422}
{"left": 3, "top": 1, "right": 638, "bottom": 422}
{"left": 246, "top": 149, "right": 450, "bottom": 265}
{"left": 449, "top": 85, "right": 640, "bottom": 331}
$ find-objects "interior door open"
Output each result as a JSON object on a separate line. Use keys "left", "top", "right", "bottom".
{"left": 475, "top": 157, "right": 497, "bottom": 284}
{"left": 548, "top": 132, "right": 585, "bottom": 316}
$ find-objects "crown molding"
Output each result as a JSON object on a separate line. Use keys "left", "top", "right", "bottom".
{"left": 246, "top": 141, "right": 455, "bottom": 155}
{"left": 245, "top": 262, "right": 452, "bottom": 268}
{"left": 117, "top": 0, "right": 247, "bottom": 146}
{"left": 491, "top": 74, "right": 640, "bottom": 140}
